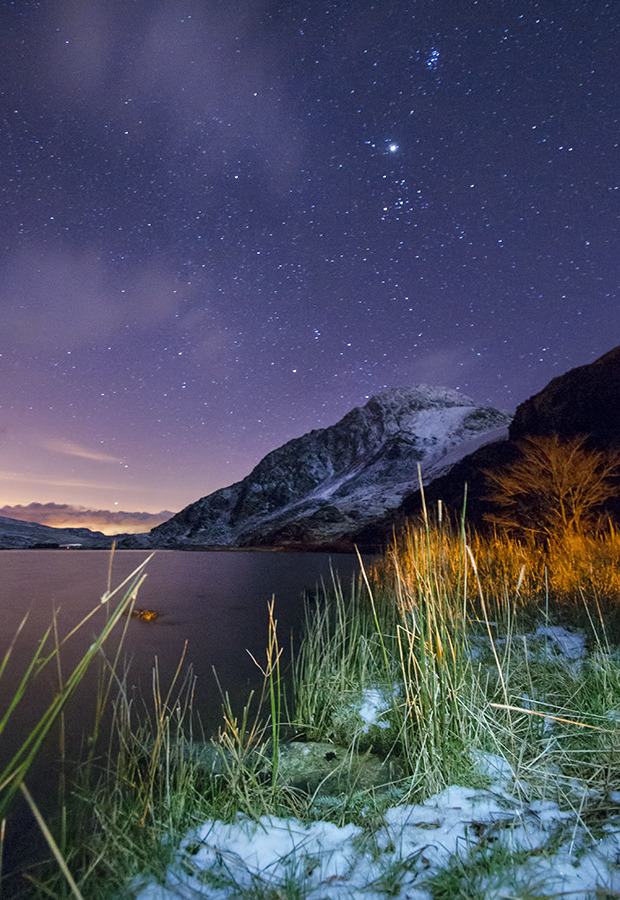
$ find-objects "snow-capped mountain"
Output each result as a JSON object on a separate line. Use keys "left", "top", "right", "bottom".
{"left": 125, "top": 385, "right": 511, "bottom": 551}
{"left": 381, "top": 345, "right": 620, "bottom": 537}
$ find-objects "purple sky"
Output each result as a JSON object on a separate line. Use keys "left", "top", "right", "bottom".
{"left": 0, "top": 0, "right": 618, "bottom": 522}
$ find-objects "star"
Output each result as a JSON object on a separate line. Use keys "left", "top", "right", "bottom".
{"left": 0, "top": 0, "right": 615, "bottom": 515}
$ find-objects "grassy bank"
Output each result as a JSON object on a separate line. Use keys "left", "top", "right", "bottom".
{"left": 6, "top": 518, "right": 620, "bottom": 898}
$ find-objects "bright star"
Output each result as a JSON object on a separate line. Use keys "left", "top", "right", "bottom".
{"left": 388, "top": 143, "right": 399, "bottom": 153}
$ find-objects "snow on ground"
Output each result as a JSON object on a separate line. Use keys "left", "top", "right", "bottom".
{"left": 133, "top": 776, "right": 620, "bottom": 899}
{"left": 421, "top": 423, "right": 510, "bottom": 484}
{"left": 132, "top": 626, "right": 620, "bottom": 899}
{"left": 536, "top": 624, "right": 587, "bottom": 661}
{"left": 357, "top": 688, "right": 393, "bottom": 732}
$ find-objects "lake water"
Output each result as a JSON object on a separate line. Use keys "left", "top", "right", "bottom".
{"left": 0, "top": 549, "right": 367, "bottom": 886}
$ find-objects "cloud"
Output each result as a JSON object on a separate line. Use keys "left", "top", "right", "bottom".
{"left": 405, "top": 348, "right": 476, "bottom": 395}
{"left": 1, "top": 0, "right": 301, "bottom": 191}
{"left": 42, "top": 439, "right": 123, "bottom": 464}
{"left": 0, "top": 248, "right": 181, "bottom": 352}
{"left": 0, "top": 502, "right": 174, "bottom": 535}
{"left": 0, "top": 470, "right": 122, "bottom": 491}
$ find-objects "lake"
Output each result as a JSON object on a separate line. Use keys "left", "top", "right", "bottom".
{"left": 0, "top": 549, "right": 368, "bottom": 886}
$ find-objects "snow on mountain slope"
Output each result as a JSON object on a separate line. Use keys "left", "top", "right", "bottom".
{"left": 133, "top": 386, "right": 511, "bottom": 550}
{"left": 421, "top": 423, "right": 510, "bottom": 484}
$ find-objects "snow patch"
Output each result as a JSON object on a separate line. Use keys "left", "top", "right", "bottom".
{"left": 535, "top": 625, "right": 587, "bottom": 661}
{"left": 133, "top": 780, "right": 620, "bottom": 899}
{"left": 358, "top": 688, "right": 392, "bottom": 732}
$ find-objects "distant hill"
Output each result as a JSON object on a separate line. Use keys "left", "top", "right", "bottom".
{"left": 0, "top": 515, "right": 111, "bottom": 549}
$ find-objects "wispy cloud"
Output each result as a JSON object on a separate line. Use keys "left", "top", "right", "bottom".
{"left": 0, "top": 247, "right": 182, "bottom": 352}
{"left": 0, "top": 470, "right": 123, "bottom": 491}
{"left": 43, "top": 439, "right": 123, "bottom": 464}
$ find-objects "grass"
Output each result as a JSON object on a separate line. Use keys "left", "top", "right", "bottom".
{"left": 7, "top": 512, "right": 620, "bottom": 898}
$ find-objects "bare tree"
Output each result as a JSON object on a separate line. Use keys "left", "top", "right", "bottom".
{"left": 484, "top": 434, "right": 620, "bottom": 540}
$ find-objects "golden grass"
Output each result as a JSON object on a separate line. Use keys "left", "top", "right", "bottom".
{"left": 373, "top": 516, "right": 620, "bottom": 616}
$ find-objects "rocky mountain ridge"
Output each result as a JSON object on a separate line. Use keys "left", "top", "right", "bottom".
{"left": 509, "top": 345, "right": 620, "bottom": 449}
{"left": 120, "top": 385, "right": 511, "bottom": 551}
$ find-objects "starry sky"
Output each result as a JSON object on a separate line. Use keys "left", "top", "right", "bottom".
{"left": 0, "top": 0, "right": 618, "bottom": 532}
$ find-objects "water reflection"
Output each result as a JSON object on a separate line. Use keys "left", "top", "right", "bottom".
{"left": 0, "top": 549, "right": 367, "bottom": 885}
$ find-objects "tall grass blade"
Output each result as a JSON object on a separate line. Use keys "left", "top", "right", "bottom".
{"left": 0, "top": 553, "right": 152, "bottom": 821}
{"left": 20, "top": 783, "right": 85, "bottom": 900}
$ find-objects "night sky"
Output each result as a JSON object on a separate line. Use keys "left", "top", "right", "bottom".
{"left": 0, "top": 1, "right": 617, "bottom": 532}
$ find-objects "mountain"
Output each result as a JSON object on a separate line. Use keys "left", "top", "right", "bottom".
{"left": 509, "top": 345, "right": 620, "bottom": 449}
{"left": 4, "top": 348, "right": 616, "bottom": 553}
{"left": 376, "top": 345, "right": 620, "bottom": 537}
{"left": 120, "top": 386, "right": 511, "bottom": 551}
{"left": 0, "top": 515, "right": 111, "bottom": 549}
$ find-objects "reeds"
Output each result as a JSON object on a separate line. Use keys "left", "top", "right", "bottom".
{"left": 66, "top": 646, "right": 205, "bottom": 893}
{"left": 292, "top": 570, "right": 395, "bottom": 747}
{"left": 0, "top": 550, "right": 152, "bottom": 897}
{"left": 34, "top": 595, "right": 297, "bottom": 896}
{"left": 294, "top": 510, "right": 620, "bottom": 805}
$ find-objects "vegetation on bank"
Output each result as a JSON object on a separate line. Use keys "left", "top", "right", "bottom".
{"left": 1, "top": 436, "right": 619, "bottom": 898}
{"left": 0, "top": 514, "right": 615, "bottom": 896}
